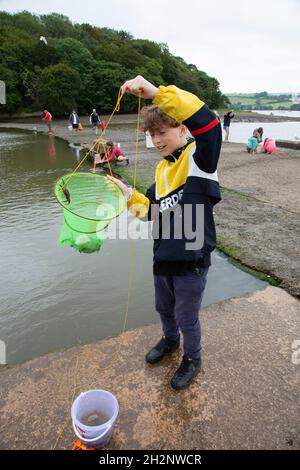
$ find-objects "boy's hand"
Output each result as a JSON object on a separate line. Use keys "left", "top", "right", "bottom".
{"left": 106, "top": 175, "right": 128, "bottom": 198}
{"left": 121, "top": 75, "right": 158, "bottom": 99}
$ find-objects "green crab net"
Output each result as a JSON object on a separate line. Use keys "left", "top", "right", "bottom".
{"left": 54, "top": 172, "right": 126, "bottom": 253}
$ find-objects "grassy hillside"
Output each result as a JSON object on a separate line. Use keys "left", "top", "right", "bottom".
{"left": 226, "top": 92, "right": 297, "bottom": 110}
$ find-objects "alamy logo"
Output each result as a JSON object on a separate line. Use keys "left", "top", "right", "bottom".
{"left": 77, "top": 202, "right": 205, "bottom": 251}
{"left": 0, "top": 81, "right": 6, "bottom": 105}
{"left": 0, "top": 340, "right": 6, "bottom": 365}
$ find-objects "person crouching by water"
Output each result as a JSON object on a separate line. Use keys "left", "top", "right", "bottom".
{"left": 253, "top": 127, "right": 263, "bottom": 144}
{"left": 95, "top": 141, "right": 129, "bottom": 165}
{"left": 261, "top": 137, "right": 277, "bottom": 154}
{"left": 42, "top": 109, "right": 53, "bottom": 134}
{"left": 223, "top": 110, "right": 234, "bottom": 141}
{"left": 246, "top": 134, "right": 258, "bottom": 154}
{"left": 69, "top": 110, "right": 80, "bottom": 132}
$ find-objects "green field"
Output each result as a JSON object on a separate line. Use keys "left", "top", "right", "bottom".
{"left": 226, "top": 93, "right": 294, "bottom": 110}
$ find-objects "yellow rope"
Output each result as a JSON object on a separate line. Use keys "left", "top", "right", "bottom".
{"left": 99, "top": 138, "right": 114, "bottom": 176}
{"left": 52, "top": 93, "right": 142, "bottom": 450}
{"left": 91, "top": 136, "right": 114, "bottom": 175}
{"left": 61, "top": 88, "right": 123, "bottom": 190}
{"left": 133, "top": 94, "right": 141, "bottom": 189}
{"left": 51, "top": 354, "right": 80, "bottom": 450}
{"left": 97, "top": 95, "right": 141, "bottom": 371}
{"left": 93, "top": 152, "right": 97, "bottom": 173}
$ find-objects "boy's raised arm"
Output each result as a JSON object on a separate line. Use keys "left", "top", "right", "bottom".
{"left": 153, "top": 85, "right": 222, "bottom": 174}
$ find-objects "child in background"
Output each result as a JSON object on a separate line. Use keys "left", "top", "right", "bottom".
{"left": 246, "top": 135, "right": 258, "bottom": 154}
{"left": 253, "top": 127, "right": 263, "bottom": 144}
{"left": 262, "top": 138, "right": 277, "bottom": 154}
{"left": 96, "top": 141, "right": 129, "bottom": 165}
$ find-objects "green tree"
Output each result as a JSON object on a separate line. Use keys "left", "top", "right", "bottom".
{"left": 20, "top": 66, "right": 42, "bottom": 107}
{"left": 55, "top": 37, "right": 95, "bottom": 74}
{"left": 0, "top": 11, "right": 228, "bottom": 114}
{"left": 40, "top": 13, "right": 75, "bottom": 39}
{"left": 116, "top": 43, "right": 144, "bottom": 69}
{"left": 132, "top": 39, "right": 162, "bottom": 59}
{"left": 13, "top": 11, "right": 44, "bottom": 36}
{"left": 93, "top": 61, "right": 129, "bottom": 113}
{"left": 37, "top": 63, "right": 82, "bottom": 115}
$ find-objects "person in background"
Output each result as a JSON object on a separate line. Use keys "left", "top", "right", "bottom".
{"left": 96, "top": 141, "right": 129, "bottom": 165}
{"left": 261, "top": 138, "right": 277, "bottom": 154}
{"left": 69, "top": 110, "right": 80, "bottom": 132}
{"left": 223, "top": 110, "right": 234, "bottom": 141}
{"left": 253, "top": 127, "right": 263, "bottom": 144}
{"left": 90, "top": 109, "right": 102, "bottom": 135}
{"left": 246, "top": 135, "right": 258, "bottom": 154}
{"left": 42, "top": 109, "right": 53, "bottom": 134}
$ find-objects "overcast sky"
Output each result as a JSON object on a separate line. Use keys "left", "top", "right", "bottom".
{"left": 1, "top": 0, "right": 299, "bottom": 93}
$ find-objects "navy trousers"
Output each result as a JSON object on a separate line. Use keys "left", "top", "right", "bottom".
{"left": 154, "top": 267, "right": 209, "bottom": 360}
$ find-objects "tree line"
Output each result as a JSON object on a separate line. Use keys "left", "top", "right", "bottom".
{"left": 0, "top": 11, "right": 229, "bottom": 116}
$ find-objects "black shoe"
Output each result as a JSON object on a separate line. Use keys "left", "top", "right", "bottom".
{"left": 146, "top": 336, "right": 180, "bottom": 364}
{"left": 170, "top": 355, "right": 201, "bottom": 390}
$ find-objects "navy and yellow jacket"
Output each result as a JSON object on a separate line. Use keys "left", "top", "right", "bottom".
{"left": 127, "top": 85, "right": 222, "bottom": 275}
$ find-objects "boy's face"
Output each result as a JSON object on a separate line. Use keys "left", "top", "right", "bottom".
{"left": 150, "top": 125, "right": 187, "bottom": 157}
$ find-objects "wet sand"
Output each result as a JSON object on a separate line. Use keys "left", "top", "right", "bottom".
{"left": 217, "top": 142, "right": 300, "bottom": 297}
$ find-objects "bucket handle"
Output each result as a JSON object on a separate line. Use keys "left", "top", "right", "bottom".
{"left": 72, "top": 420, "right": 111, "bottom": 444}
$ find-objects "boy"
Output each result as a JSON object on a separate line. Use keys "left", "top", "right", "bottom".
{"left": 108, "top": 75, "right": 221, "bottom": 390}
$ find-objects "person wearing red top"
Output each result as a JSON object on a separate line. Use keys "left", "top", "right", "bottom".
{"left": 42, "top": 109, "right": 53, "bottom": 134}
{"left": 95, "top": 141, "right": 129, "bottom": 165}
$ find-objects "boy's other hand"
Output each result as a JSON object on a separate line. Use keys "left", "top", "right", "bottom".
{"left": 106, "top": 175, "right": 128, "bottom": 198}
{"left": 121, "top": 75, "right": 158, "bottom": 100}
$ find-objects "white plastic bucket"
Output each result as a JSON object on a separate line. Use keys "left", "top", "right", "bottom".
{"left": 71, "top": 389, "right": 119, "bottom": 447}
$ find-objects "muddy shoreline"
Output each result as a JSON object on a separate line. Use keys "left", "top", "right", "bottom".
{"left": 1, "top": 110, "right": 300, "bottom": 124}
{"left": 222, "top": 111, "right": 300, "bottom": 122}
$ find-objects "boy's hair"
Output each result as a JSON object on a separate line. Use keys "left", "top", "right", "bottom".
{"left": 142, "top": 105, "right": 180, "bottom": 133}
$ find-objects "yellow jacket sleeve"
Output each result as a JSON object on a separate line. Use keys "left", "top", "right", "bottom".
{"left": 127, "top": 189, "right": 150, "bottom": 218}
{"left": 153, "top": 85, "right": 205, "bottom": 123}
